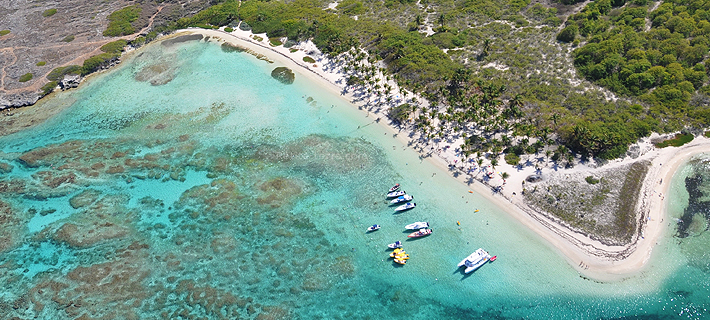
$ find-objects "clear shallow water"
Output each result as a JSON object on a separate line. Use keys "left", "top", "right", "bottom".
{"left": 0, "top": 36, "right": 708, "bottom": 319}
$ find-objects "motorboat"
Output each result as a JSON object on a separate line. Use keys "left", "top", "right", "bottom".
{"left": 394, "top": 202, "right": 416, "bottom": 212}
{"left": 388, "top": 183, "right": 400, "bottom": 193}
{"left": 394, "top": 258, "right": 407, "bottom": 265}
{"left": 367, "top": 224, "right": 381, "bottom": 232}
{"left": 390, "top": 194, "right": 413, "bottom": 204}
{"left": 387, "top": 241, "right": 403, "bottom": 249}
{"left": 386, "top": 190, "right": 406, "bottom": 198}
{"left": 457, "top": 248, "right": 491, "bottom": 274}
{"left": 407, "top": 228, "right": 432, "bottom": 238}
{"left": 404, "top": 221, "right": 429, "bottom": 230}
{"left": 490, "top": 256, "right": 497, "bottom": 262}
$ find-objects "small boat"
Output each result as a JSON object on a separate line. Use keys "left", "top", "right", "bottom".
{"left": 389, "top": 248, "right": 405, "bottom": 257}
{"left": 404, "top": 221, "right": 429, "bottom": 230}
{"left": 386, "top": 190, "right": 406, "bottom": 198}
{"left": 388, "top": 183, "right": 401, "bottom": 193}
{"left": 390, "top": 194, "right": 413, "bottom": 204}
{"left": 407, "top": 228, "right": 432, "bottom": 238}
{"left": 490, "top": 256, "right": 497, "bottom": 262}
{"left": 394, "top": 258, "right": 407, "bottom": 265}
{"left": 457, "top": 248, "right": 491, "bottom": 274}
{"left": 387, "top": 241, "right": 403, "bottom": 249}
{"left": 395, "top": 253, "right": 409, "bottom": 260}
{"left": 367, "top": 224, "right": 381, "bottom": 232}
{"left": 394, "top": 202, "right": 416, "bottom": 212}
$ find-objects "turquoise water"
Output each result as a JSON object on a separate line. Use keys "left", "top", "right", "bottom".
{"left": 0, "top": 36, "right": 708, "bottom": 319}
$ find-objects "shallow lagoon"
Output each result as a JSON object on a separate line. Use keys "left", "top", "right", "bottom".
{"left": 0, "top": 37, "right": 708, "bottom": 319}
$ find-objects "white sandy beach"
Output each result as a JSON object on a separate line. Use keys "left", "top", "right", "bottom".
{"left": 176, "top": 28, "right": 710, "bottom": 280}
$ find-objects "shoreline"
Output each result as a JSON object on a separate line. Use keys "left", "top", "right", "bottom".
{"left": 4, "top": 28, "right": 708, "bottom": 281}
{"left": 177, "top": 28, "right": 710, "bottom": 280}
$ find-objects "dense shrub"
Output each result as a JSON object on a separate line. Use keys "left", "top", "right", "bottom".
{"left": 41, "top": 81, "right": 58, "bottom": 95}
{"left": 81, "top": 53, "right": 116, "bottom": 75}
{"left": 46, "top": 65, "right": 81, "bottom": 81}
{"left": 100, "top": 40, "right": 127, "bottom": 54}
{"left": 19, "top": 73, "right": 33, "bottom": 82}
{"left": 42, "top": 9, "right": 57, "bottom": 17}
{"left": 103, "top": 6, "right": 141, "bottom": 36}
{"left": 654, "top": 133, "right": 694, "bottom": 148}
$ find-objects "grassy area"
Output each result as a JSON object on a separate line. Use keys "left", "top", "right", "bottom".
{"left": 655, "top": 133, "right": 695, "bottom": 148}
{"left": 104, "top": 6, "right": 141, "bottom": 37}
{"left": 19, "top": 73, "right": 33, "bottom": 82}
{"left": 42, "top": 9, "right": 57, "bottom": 17}
{"left": 303, "top": 56, "right": 316, "bottom": 63}
{"left": 62, "top": 35, "right": 75, "bottom": 42}
{"left": 36, "top": 61, "right": 46, "bottom": 66}
{"left": 0, "top": 30, "right": 10, "bottom": 36}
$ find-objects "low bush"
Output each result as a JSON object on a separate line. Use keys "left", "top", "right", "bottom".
{"left": 0, "top": 30, "right": 9, "bottom": 36}
{"left": 585, "top": 176, "right": 600, "bottom": 184}
{"left": 81, "top": 53, "right": 116, "bottom": 75}
{"left": 62, "top": 35, "right": 74, "bottom": 42}
{"left": 46, "top": 65, "right": 81, "bottom": 81}
{"left": 36, "top": 61, "right": 46, "bottom": 66}
{"left": 19, "top": 73, "right": 33, "bottom": 82}
{"left": 41, "top": 81, "right": 58, "bottom": 95}
{"left": 100, "top": 40, "right": 127, "bottom": 54}
{"left": 224, "top": 27, "right": 233, "bottom": 32}
{"left": 655, "top": 133, "right": 694, "bottom": 148}
{"left": 504, "top": 153, "right": 520, "bottom": 165}
{"left": 42, "top": 9, "right": 57, "bottom": 17}
{"left": 103, "top": 6, "right": 141, "bottom": 37}
{"left": 269, "top": 37, "right": 283, "bottom": 46}
{"left": 303, "top": 56, "right": 316, "bottom": 63}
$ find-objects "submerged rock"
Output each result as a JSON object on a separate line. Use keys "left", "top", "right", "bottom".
{"left": 271, "top": 67, "right": 295, "bottom": 85}
{"left": 161, "top": 34, "right": 204, "bottom": 47}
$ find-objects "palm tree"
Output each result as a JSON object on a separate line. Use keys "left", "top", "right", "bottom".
{"left": 438, "top": 14, "right": 446, "bottom": 29}
{"left": 501, "top": 172, "right": 510, "bottom": 179}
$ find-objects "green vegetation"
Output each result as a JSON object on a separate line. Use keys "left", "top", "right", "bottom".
{"left": 36, "top": 61, "right": 46, "bottom": 66}
{"left": 224, "top": 27, "right": 234, "bottom": 32}
{"left": 42, "top": 9, "right": 57, "bottom": 17}
{"left": 585, "top": 176, "right": 600, "bottom": 184}
{"left": 81, "top": 53, "right": 116, "bottom": 75}
{"left": 655, "top": 133, "right": 695, "bottom": 148}
{"left": 569, "top": 1, "right": 710, "bottom": 138}
{"left": 62, "top": 35, "right": 75, "bottom": 42}
{"left": 303, "top": 56, "right": 316, "bottom": 63}
{"left": 103, "top": 6, "right": 141, "bottom": 37}
{"left": 100, "top": 40, "right": 127, "bottom": 54}
{"left": 46, "top": 65, "right": 81, "bottom": 81}
{"left": 504, "top": 153, "right": 520, "bottom": 165}
{"left": 269, "top": 37, "right": 282, "bottom": 46}
{"left": 389, "top": 103, "right": 414, "bottom": 124}
{"left": 19, "top": 73, "right": 33, "bottom": 82}
{"left": 0, "top": 30, "right": 10, "bottom": 36}
{"left": 41, "top": 81, "right": 57, "bottom": 95}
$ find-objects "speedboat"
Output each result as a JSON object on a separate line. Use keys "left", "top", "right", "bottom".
{"left": 457, "top": 248, "right": 491, "bottom": 274}
{"left": 407, "top": 228, "right": 432, "bottom": 238}
{"left": 387, "top": 241, "right": 403, "bottom": 249}
{"left": 394, "top": 258, "right": 407, "bottom": 265}
{"left": 394, "top": 202, "right": 416, "bottom": 212}
{"left": 367, "top": 224, "right": 381, "bottom": 232}
{"left": 386, "top": 190, "right": 406, "bottom": 198}
{"left": 404, "top": 221, "right": 429, "bottom": 230}
{"left": 390, "top": 194, "right": 413, "bottom": 204}
{"left": 388, "top": 183, "right": 400, "bottom": 193}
